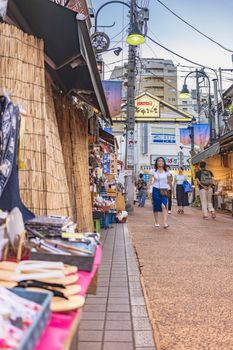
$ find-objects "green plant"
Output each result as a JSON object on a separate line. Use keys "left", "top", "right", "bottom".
{"left": 192, "top": 196, "right": 201, "bottom": 207}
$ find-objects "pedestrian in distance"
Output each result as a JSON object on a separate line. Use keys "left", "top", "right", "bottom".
{"left": 136, "top": 173, "right": 147, "bottom": 207}
{"left": 195, "top": 161, "right": 216, "bottom": 219}
{"left": 166, "top": 165, "right": 173, "bottom": 214}
{"left": 149, "top": 157, "right": 172, "bottom": 229}
{"left": 173, "top": 167, "right": 189, "bottom": 214}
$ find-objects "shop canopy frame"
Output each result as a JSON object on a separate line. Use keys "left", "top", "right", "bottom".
{"left": 192, "top": 142, "right": 220, "bottom": 165}
{"left": 6, "top": 0, "right": 111, "bottom": 124}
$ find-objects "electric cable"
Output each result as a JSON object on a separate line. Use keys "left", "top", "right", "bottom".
{"left": 148, "top": 28, "right": 179, "bottom": 64}
{"left": 155, "top": 0, "right": 233, "bottom": 53}
{"left": 146, "top": 34, "right": 218, "bottom": 73}
{"left": 109, "top": 23, "right": 129, "bottom": 41}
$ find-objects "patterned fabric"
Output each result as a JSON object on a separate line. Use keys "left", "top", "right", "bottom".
{"left": 0, "top": 95, "right": 34, "bottom": 221}
{"left": 0, "top": 95, "right": 18, "bottom": 197}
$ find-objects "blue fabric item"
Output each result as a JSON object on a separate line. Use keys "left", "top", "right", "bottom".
{"left": 152, "top": 187, "right": 168, "bottom": 212}
{"left": 139, "top": 189, "right": 147, "bottom": 207}
{"left": 183, "top": 180, "right": 192, "bottom": 193}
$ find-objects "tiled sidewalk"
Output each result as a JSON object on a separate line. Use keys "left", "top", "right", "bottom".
{"left": 78, "top": 223, "right": 156, "bottom": 350}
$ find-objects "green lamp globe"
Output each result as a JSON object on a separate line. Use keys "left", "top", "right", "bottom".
{"left": 179, "top": 84, "right": 191, "bottom": 99}
{"left": 126, "top": 22, "right": 145, "bottom": 46}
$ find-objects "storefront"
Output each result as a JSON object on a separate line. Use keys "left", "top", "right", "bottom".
{"left": 0, "top": 0, "right": 111, "bottom": 348}
{"left": 192, "top": 133, "right": 233, "bottom": 214}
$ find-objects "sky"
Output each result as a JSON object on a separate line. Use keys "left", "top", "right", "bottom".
{"left": 92, "top": 0, "right": 233, "bottom": 91}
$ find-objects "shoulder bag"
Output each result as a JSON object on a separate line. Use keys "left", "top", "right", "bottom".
{"left": 157, "top": 172, "right": 168, "bottom": 197}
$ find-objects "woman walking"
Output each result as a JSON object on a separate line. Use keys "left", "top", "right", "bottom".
{"left": 173, "top": 167, "right": 189, "bottom": 214}
{"left": 149, "top": 157, "right": 172, "bottom": 229}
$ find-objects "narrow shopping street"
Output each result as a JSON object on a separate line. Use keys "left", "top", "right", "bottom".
{"left": 128, "top": 204, "right": 233, "bottom": 350}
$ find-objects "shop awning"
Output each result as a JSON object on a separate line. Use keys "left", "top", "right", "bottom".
{"left": 192, "top": 142, "right": 220, "bottom": 165}
{"left": 99, "top": 129, "right": 115, "bottom": 146}
{"left": 219, "top": 130, "right": 233, "bottom": 152}
{"left": 7, "top": 0, "right": 111, "bottom": 123}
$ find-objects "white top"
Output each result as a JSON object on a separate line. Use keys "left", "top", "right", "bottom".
{"left": 175, "top": 174, "right": 187, "bottom": 185}
{"left": 150, "top": 169, "right": 170, "bottom": 189}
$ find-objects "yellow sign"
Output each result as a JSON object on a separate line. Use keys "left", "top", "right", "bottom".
{"left": 135, "top": 94, "right": 160, "bottom": 121}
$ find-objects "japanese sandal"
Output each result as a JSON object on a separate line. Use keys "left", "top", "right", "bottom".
{"left": 51, "top": 294, "right": 85, "bottom": 312}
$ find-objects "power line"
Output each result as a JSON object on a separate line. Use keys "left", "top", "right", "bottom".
{"left": 146, "top": 34, "right": 217, "bottom": 72}
{"left": 155, "top": 0, "right": 233, "bottom": 53}
{"left": 109, "top": 23, "right": 129, "bottom": 41}
{"left": 148, "top": 28, "right": 179, "bottom": 64}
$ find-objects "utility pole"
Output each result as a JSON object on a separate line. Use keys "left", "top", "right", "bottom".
{"left": 125, "top": 0, "right": 137, "bottom": 212}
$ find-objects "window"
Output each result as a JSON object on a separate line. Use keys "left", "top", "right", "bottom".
{"left": 167, "top": 79, "right": 176, "bottom": 83}
{"left": 182, "top": 107, "right": 188, "bottom": 111}
{"left": 182, "top": 101, "right": 188, "bottom": 105}
{"left": 168, "top": 70, "right": 176, "bottom": 73}
{"left": 169, "top": 88, "right": 176, "bottom": 92}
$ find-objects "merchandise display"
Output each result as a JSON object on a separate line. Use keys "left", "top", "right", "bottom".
{"left": 0, "top": 287, "right": 51, "bottom": 350}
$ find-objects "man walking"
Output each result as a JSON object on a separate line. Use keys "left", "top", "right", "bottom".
{"left": 195, "top": 161, "right": 216, "bottom": 219}
{"left": 136, "top": 173, "right": 147, "bottom": 207}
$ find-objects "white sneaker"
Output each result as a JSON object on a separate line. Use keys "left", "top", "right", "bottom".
{"left": 168, "top": 211, "right": 171, "bottom": 214}
{"left": 155, "top": 224, "right": 160, "bottom": 227}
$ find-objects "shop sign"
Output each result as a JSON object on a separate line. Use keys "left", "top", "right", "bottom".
{"left": 66, "top": 0, "right": 89, "bottom": 17}
{"left": 135, "top": 94, "right": 160, "bottom": 121}
{"left": 102, "top": 80, "right": 122, "bottom": 117}
{"left": 151, "top": 134, "right": 176, "bottom": 144}
{"left": 150, "top": 155, "right": 189, "bottom": 166}
{"left": 91, "top": 32, "right": 110, "bottom": 53}
{"left": 126, "top": 130, "right": 134, "bottom": 167}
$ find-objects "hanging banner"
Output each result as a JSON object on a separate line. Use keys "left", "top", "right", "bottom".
{"left": 180, "top": 128, "right": 191, "bottom": 145}
{"left": 102, "top": 80, "right": 122, "bottom": 117}
{"left": 135, "top": 94, "right": 160, "bottom": 121}
{"left": 194, "top": 124, "right": 210, "bottom": 147}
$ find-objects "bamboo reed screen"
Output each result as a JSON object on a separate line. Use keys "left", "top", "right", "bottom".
{"left": 0, "top": 23, "right": 93, "bottom": 230}
{"left": 54, "top": 93, "right": 93, "bottom": 232}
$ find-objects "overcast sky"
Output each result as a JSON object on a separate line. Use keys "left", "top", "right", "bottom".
{"left": 93, "top": 0, "right": 233, "bottom": 91}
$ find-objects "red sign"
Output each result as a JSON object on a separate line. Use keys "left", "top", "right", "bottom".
{"left": 66, "top": 0, "right": 88, "bottom": 17}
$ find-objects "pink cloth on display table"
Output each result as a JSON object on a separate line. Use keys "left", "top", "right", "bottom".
{"left": 35, "top": 245, "right": 102, "bottom": 350}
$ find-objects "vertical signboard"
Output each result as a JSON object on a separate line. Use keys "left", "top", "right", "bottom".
{"left": 126, "top": 130, "right": 134, "bottom": 167}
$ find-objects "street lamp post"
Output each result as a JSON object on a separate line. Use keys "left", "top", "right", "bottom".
{"left": 93, "top": 0, "right": 147, "bottom": 213}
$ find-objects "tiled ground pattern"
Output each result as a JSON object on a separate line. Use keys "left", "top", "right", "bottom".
{"left": 78, "top": 224, "right": 156, "bottom": 350}
{"left": 128, "top": 203, "right": 233, "bottom": 350}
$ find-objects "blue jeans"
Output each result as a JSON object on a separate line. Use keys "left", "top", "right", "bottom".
{"left": 139, "top": 189, "right": 147, "bottom": 207}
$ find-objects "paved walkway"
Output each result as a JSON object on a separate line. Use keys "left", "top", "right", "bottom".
{"left": 78, "top": 223, "right": 156, "bottom": 350}
{"left": 128, "top": 203, "right": 233, "bottom": 350}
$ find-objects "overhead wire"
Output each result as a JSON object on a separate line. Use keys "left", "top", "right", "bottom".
{"left": 155, "top": 0, "right": 233, "bottom": 53}
{"left": 146, "top": 35, "right": 218, "bottom": 74}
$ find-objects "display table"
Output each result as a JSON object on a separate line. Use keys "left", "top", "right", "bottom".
{"left": 35, "top": 246, "right": 102, "bottom": 350}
